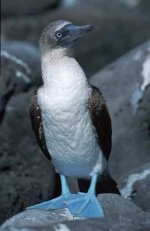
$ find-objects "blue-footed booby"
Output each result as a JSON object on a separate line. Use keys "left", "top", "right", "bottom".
{"left": 28, "top": 20, "right": 120, "bottom": 218}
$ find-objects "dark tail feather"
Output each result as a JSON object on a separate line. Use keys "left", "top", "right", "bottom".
{"left": 78, "top": 172, "right": 120, "bottom": 195}
{"left": 52, "top": 173, "right": 61, "bottom": 198}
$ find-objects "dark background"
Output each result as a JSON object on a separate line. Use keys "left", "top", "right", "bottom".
{"left": 1, "top": 0, "right": 150, "bottom": 225}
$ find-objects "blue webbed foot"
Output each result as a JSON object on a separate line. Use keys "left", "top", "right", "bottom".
{"left": 26, "top": 175, "right": 80, "bottom": 211}
{"left": 26, "top": 194, "right": 78, "bottom": 210}
{"left": 66, "top": 193, "right": 104, "bottom": 218}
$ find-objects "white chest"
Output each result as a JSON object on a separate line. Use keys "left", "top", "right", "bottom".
{"left": 38, "top": 57, "right": 106, "bottom": 178}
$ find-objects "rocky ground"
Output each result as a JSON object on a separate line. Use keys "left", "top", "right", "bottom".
{"left": 90, "top": 41, "right": 150, "bottom": 178}
{"left": 1, "top": 194, "right": 150, "bottom": 231}
{"left": 1, "top": 0, "right": 150, "bottom": 229}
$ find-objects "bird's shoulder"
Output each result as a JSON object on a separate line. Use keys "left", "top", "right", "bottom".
{"left": 88, "top": 84, "right": 112, "bottom": 160}
{"left": 29, "top": 90, "right": 51, "bottom": 160}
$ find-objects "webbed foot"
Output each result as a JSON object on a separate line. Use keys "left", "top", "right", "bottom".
{"left": 66, "top": 193, "right": 104, "bottom": 218}
{"left": 26, "top": 194, "right": 78, "bottom": 210}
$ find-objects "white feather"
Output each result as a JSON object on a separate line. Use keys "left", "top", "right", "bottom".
{"left": 38, "top": 50, "right": 107, "bottom": 178}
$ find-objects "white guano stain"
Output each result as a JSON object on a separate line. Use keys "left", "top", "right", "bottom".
{"left": 141, "top": 55, "right": 150, "bottom": 91}
{"left": 54, "top": 223, "right": 71, "bottom": 231}
{"left": 60, "top": 208, "right": 84, "bottom": 220}
{"left": 60, "top": 208, "right": 74, "bottom": 220}
{"left": 131, "top": 47, "right": 150, "bottom": 113}
{"left": 131, "top": 84, "right": 142, "bottom": 113}
{"left": 6, "top": 106, "right": 15, "bottom": 112}
{"left": 16, "top": 70, "right": 31, "bottom": 83}
{"left": 133, "top": 50, "right": 143, "bottom": 61}
{"left": 1, "top": 51, "right": 31, "bottom": 74}
{"left": 120, "top": 168, "right": 150, "bottom": 198}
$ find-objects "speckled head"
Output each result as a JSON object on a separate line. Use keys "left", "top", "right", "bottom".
{"left": 39, "top": 20, "right": 95, "bottom": 54}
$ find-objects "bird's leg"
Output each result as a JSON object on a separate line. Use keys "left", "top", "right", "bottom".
{"left": 26, "top": 174, "right": 77, "bottom": 210}
{"left": 60, "top": 175, "right": 71, "bottom": 195}
{"left": 66, "top": 174, "right": 104, "bottom": 218}
{"left": 87, "top": 173, "right": 97, "bottom": 194}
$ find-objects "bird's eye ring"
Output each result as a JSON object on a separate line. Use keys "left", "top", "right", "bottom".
{"left": 56, "top": 32, "right": 62, "bottom": 38}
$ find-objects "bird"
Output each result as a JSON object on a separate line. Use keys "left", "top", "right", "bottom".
{"left": 27, "top": 20, "right": 120, "bottom": 218}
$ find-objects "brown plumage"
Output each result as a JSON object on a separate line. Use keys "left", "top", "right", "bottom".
{"left": 88, "top": 85, "right": 112, "bottom": 160}
{"left": 29, "top": 90, "right": 51, "bottom": 160}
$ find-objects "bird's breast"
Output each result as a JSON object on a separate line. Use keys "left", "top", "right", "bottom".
{"left": 37, "top": 60, "right": 107, "bottom": 177}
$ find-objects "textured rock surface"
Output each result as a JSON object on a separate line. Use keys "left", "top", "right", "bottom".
{"left": 0, "top": 52, "right": 31, "bottom": 123}
{"left": 72, "top": 0, "right": 150, "bottom": 15}
{"left": 120, "top": 163, "right": 150, "bottom": 213}
{"left": 66, "top": 0, "right": 129, "bottom": 11}
{"left": 0, "top": 91, "right": 56, "bottom": 224}
{"left": 131, "top": 174, "right": 150, "bottom": 212}
{"left": 1, "top": 194, "right": 150, "bottom": 231}
{"left": 121, "top": 0, "right": 150, "bottom": 13}
{"left": 1, "top": 0, "right": 59, "bottom": 17}
{"left": 90, "top": 41, "right": 150, "bottom": 180}
{"left": 1, "top": 42, "right": 41, "bottom": 86}
{"left": 1, "top": 52, "right": 32, "bottom": 94}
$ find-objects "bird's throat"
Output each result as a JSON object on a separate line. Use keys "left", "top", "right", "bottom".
{"left": 41, "top": 50, "right": 88, "bottom": 93}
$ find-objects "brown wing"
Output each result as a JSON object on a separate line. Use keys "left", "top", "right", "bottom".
{"left": 29, "top": 90, "right": 51, "bottom": 160}
{"left": 88, "top": 85, "right": 112, "bottom": 160}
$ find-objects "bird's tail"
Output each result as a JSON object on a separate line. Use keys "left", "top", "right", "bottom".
{"left": 52, "top": 170, "right": 120, "bottom": 198}
{"left": 78, "top": 169, "right": 120, "bottom": 195}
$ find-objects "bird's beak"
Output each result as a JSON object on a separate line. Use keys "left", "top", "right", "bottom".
{"left": 57, "top": 24, "right": 95, "bottom": 47}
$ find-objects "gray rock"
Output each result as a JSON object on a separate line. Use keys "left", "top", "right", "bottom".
{"left": 132, "top": 175, "right": 150, "bottom": 213}
{"left": 62, "top": 0, "right": 128, "bottom": 12}
{"left": 1, "top": 51, "right": 32, "bottom": 94}
{"left": 122, "top": 0, "right": 150, "bottom": 14}
{"left": 1, "top": 41, "right": 41, "bottom": 86}
{"left": 90, "top": 41, "right": 150, "bottom": 180}
{"left": 0, "top": 91, "right": 56, "bottom": 224}
{"left": 120, "top": 163, "right": 150, "bottom": 212}
{"left": 1, "top": 194, "right": 150, "bottom": 231}
{"left": 0, "top": 51, "right": 31, "bottom": 123}
{"left": 1, "top": 0, "right": 59, "bottom": 17}
{"left": 62, "top": 0, "right": 150, "bottom": 17}
{"left": 1, "top": 6, "right": 150, "bottom": 76}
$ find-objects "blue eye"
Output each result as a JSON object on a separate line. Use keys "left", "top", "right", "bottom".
{"left": 56, "top": 32, "right": 62, "bottom": 38}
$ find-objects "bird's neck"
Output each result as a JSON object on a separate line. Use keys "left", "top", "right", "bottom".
{"left": 41, "top": 49, "right": 89, "bottom": 91}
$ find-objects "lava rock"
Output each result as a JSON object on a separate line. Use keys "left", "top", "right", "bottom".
{"left": 90, "top": 41, "right": 150, "bottom": 180}
{"left": 0, "top": 91, "right": 56, "bottom": 224}
{"left": 120, "top": 163, "right": 150, "bottom": 213}
{"left": 62, "top": 0, "right": 150, "bottom": 18}
{"left": 132, "top": 174, "right": 150, "bottom": 212}
{"left": 0, "top": 52, "right": 32, "bottom": 123}
{"left": 65, "top": 0, "right": 128, "bottom": 12}
{"left": 1, "top": 51, "right": 32, "bottom": 94}
{"left": 1, "top": 6, "right": 150, "bottom": 76}
{"left": 1, "top": 0, "right": 59, "bottom": 17}
{"left": 122, "top": 0, "right": 150, "bottom": 15}
{"left": 1, "top": 41, "right": 41, "bottom": 86}
{"left": 1, "top": 194, "right": 150, "bottom": 231}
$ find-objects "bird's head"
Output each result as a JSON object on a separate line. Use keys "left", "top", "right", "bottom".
{"left": 40, "top": 20, "right": 95, "bottom": 55}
